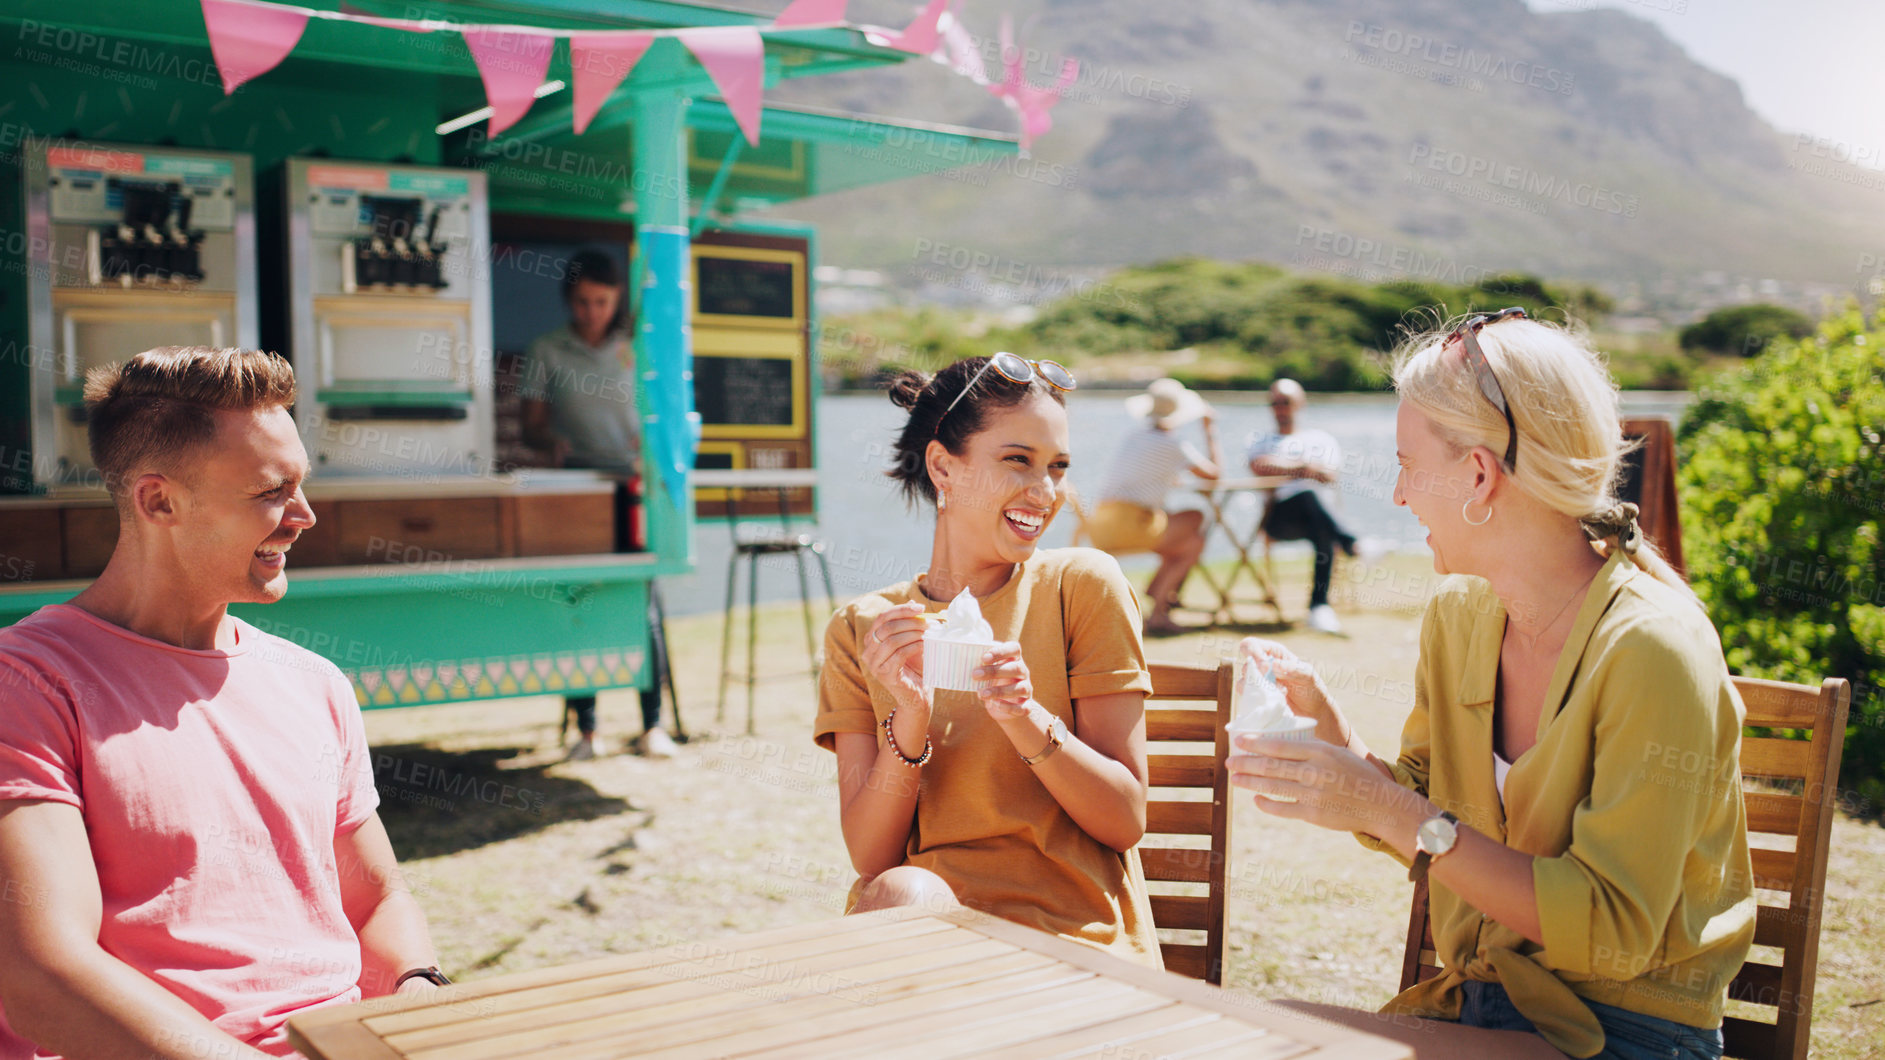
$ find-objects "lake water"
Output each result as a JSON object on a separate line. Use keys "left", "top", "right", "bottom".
{"left": 658, "top": 390, "right": 1694, "bottom": 618}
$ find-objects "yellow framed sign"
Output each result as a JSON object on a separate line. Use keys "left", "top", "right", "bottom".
{"left": 691, "top": 244, "right": 806, "bottom": 331}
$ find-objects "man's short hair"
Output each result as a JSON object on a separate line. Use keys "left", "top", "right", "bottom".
{"left": 84, "top": 346, "right": 298, "bottom": 506}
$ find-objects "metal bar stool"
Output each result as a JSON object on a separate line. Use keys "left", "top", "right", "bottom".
{"left": 715, "top": 480, "right": 836, "bottom": 735}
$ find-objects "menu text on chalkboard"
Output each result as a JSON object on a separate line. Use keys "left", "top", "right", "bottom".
{"left": 698, "top": 255, "right": 796, "bottom": 319}
{"left": 694, "top": 356, "right": 796, "bottom": 428}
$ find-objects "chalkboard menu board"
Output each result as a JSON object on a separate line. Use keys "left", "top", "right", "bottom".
{"left": 698, "top": 255, "right": 796, "bottom": 319}
{"left": 694, "top": 356, "right": 796, "bottom": 428}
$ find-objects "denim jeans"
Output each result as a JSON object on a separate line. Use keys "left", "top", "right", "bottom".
{"left": 1459, "top": 981, "right": 1724, "bottom": 1060}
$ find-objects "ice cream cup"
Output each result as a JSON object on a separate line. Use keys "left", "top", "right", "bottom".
{"left": 1226, "top": 713, "right": 1319, "bottom": 743}
{"left": 923, "top": 637, "right": 996, "bottom": 692}
{"left": 1229, "top": 714, "right": 1319, "bottom": 802}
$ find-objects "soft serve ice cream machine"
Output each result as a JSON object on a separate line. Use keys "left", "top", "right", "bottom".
{"left": 21, "top": 142, "right": 256, "bottom": 487}
{"left": 283, "top": 159, "right": 492, "bottom": 476}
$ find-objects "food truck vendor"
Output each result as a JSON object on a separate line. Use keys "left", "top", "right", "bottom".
{"left": 520, "top": 249, "right": 677, "bottom": 760}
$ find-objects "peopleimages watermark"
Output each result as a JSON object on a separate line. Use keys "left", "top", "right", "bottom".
{"left": 1405, "top": 143, "right": 1640, "bottom": 218}
{"left": 910, "top": 238, "right": 1138, "bottom": 310}
{"left": 13, "top": 20, "right": 230, "bottom": 92}
{"left": 1343, "top": 22, "right": 1576, "bottom": 96}
{"left": 1292, "top": 226, "right": 1499, "bottom": 285}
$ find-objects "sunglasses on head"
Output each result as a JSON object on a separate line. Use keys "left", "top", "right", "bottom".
{"left": 1446, "top": 307, "right": 1527, "bottom": 471}
{"left": 939, "top": 352, "right": 1077, "bottom": 426}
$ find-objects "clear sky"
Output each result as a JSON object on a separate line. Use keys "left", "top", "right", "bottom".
{"left": 1524, "top": 0, "right": 1885, "bottom": 168}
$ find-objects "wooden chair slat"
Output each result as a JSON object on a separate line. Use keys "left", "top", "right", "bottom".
{"left": 1727, "top": 961, "right": 1786, "bottom": 1006}
{"left": 1149, "top": 894, "right": 1212, "bottom": 931}
{"left": 1735, "top": 679, "right": 1831, "bottom": 729}
{"left": 1147, "top": 663, "right": 1220, "bottom": 699}
{"left": 1147, "top": 800, "right": 1214, "bottom": 835}
{"left": 1139, "top": 845, "right": 1219, "bottom": 883}
{"left": 1149, "top": 754, "right": 1217, "bottom": 788}
{"left": 1741, "top": 736, "right": 1812, "bottom": 781}
{"left": 1744, "top": 791, "right": 1805, "bottom": 836}
{"left": 1394, "top": 674, "right": 1850, "bottom": 1060}
{"left": 1721, "top": 1016, "right": 1779, "bottom": 1059}
{"left": 1753, "top": 904, "right": 1803, "bottom": 950}
{"left": 1160, "top": 944, "right": 1210, "bottom": 980}
{"left": 1145, "top": 709, "right": 1220, "bottom": 742}
{"left": 1139, "top": 661, "right": 1233, "bottom": 985}
{"left": 1750, "top": 846, "right": 1797, "bottom": 892}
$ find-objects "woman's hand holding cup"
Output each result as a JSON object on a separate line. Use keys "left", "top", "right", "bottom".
{"left": 1238, "top": 637, "right": 1331, "bottom": 720}
{"left": 863, "top": 602, "right": 933, "bottom": 716}
{"left": 974, "top": 642, "right": 1035, "bottom": 722}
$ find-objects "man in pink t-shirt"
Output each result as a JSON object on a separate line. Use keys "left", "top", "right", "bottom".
{"left": 0, "top": 348, "right": 444, "bottom": 1059}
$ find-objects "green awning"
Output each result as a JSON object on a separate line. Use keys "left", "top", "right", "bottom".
{"left": 0, "top": 0, "right": 1018, "bottom": 216}
{"left": 462, "top": 97, "right": 1018, "bottom": 220}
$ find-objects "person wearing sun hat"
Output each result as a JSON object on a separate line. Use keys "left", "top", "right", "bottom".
{"left": 1087, "top": 378, "right": 1222, "bottom": 635}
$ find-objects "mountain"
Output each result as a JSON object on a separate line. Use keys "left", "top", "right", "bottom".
{"left": 760, "top": 0, "right": 1885, "bottom": 314}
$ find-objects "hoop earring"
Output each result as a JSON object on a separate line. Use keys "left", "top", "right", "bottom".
{"left": 1462, "top": 497, "right": 1492, "bottom": 526}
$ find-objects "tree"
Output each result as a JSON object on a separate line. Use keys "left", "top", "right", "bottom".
{"left": 1678, "top": 306, "right": 1885, "bottom": 808}
{"left": 1678, "top": 303, "right": 1815, "bottom": 357}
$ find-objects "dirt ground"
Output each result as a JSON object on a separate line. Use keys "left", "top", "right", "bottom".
{"left": 360, "top": 554, "right": 1885, "bottom": 1058}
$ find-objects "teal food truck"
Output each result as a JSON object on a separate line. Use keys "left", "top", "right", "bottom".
{"left": 0, "top": 0, "right": 1016, "bottom": 710}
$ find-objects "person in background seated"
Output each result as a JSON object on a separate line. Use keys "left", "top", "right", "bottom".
{"left": 0, "top": 347, "right": 445, "bottom": 1060}
{"left": 1087, "top": 378, "right": 1221, "bottom": 636}
{"left": 1246, "top": 378, "right": 1357, "bottom": 634}
{"left": 1229, "top": 312, "right": 1751, "bottom": 1059}
{"left": 519, "top": 248, "right": 675, "bottom": 760}
{"left": 815, "top": 353, "right": 1162, "bottom": 969}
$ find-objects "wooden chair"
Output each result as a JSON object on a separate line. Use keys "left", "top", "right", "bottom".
{"left": 1140, "top": 661, "right": 1234, "bottom": 984}
{"left": 1399, "top": 674, "right": 1851, "bottom": 1060}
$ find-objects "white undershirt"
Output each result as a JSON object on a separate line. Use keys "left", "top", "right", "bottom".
{"left": 1494, "top": 750, "right": 1512, "bottom": 803}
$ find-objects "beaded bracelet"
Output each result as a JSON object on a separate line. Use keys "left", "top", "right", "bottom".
{"left": 882, "top": 709, "right": 933, "bottom": 767}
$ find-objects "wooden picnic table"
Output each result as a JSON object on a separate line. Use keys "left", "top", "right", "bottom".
{"left": 287, "top": 906, "right": 1415, "bottom": 1059}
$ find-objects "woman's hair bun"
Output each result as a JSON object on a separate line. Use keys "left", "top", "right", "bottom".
{"left": 886, "top": 369, "right": 931, "bottom": 411}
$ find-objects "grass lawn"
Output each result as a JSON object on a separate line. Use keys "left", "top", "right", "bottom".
{"left": 360, "top": 553, "right": 1885, "bottom": 1058}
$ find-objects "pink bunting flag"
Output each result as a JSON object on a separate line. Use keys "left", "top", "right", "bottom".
{"left": 569, "top": 32, "right": 656, "bottom": 134}
{"left": 200, "top": 0, "right": 309, "bottom": 94}
{"left": 938, "top": 3, "right": 984, "bottom": 82}
{"left": 986, "top": 17, "right": 1076, "bottom": 150}
{"left": 773, "top": 0, "right": 849, "bottom": 27}
{"left": 679, "top": 26, "right": 766, "bottom": 146}
{"left": 884, "top": 0, "right": 949, "bottom": 55}
{"left": 1012, "top": 57, "right": 1077, "bottom": 149}
{"left": 463, "top": 26, "right": 555, "bottom": 136}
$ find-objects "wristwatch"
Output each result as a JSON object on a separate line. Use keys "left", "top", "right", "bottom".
{"left": 394, "top": 966, "right": 453, "bottom": 988}
{"left": 1021, "top": 715, "right": 1068, "bottom": 766}
{"left": 1407, "top": 810, "right": 1460, "bottom": 883}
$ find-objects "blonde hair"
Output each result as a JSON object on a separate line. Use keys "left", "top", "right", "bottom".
{"left": 1391, "top": 316, "right": 1693, "bottom": 600}
{"left": 84, "top": 346, "right": 298, "bottom": 508}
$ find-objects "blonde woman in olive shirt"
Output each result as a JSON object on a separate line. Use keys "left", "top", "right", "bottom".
{"left": 1229, "top": 312, "right": 1752, "bottom": 1060}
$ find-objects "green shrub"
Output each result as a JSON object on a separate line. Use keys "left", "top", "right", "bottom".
{"left": 1679, "top": 303, "right": 1815, "bottom": 357}
{"left": 1678, "top": 306, "right": 1885, "bottom": 809}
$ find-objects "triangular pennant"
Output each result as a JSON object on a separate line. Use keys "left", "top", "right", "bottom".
{"left": 200, "top": 0, "right": 309, "bottom": 94}
{"left": 773, "top": 0, "right": 848, "bottom": 27}
{"left": 1014, "top": 58, "right": 1077, "bottom": 149}
{"left": 938, "top": 5, "right": 983, "bottom": 82}
{"left": 463, "top": 26, "right": 555, "bottom": 136}
{"left": 569, "top": 32, "right": 655, "bottom": 135}
{"left": 885, "top": 0, "right": 949, "bottom": 55}
{"left": 680, "top": 26, "right": 766, "bottom": 146}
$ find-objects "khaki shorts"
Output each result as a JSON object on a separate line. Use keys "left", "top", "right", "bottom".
{"left": 1087, "top": 500, "right": 1166, "bottom": 553}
